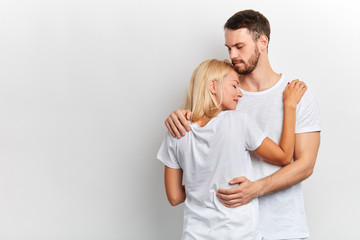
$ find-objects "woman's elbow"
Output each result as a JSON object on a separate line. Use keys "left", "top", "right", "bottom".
{"left": 168, "top": 196, "right": 184, "bottom": 206}
{"left": 282, "top": 156, "right": 293, "bottom": 166}
{"left": 167, "top": 191, "right": 185, "bottom": 206}
{"left": 274, "top": 154, "right": 292, "bottom": 166}
{"left": 169, "top": 200, "right": 180, "bottom": 206}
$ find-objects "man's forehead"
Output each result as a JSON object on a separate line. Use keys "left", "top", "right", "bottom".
{"left": 225, "top": 28, "right": 251, "bottom": 36}
{"left": 225, "top": 28, "right": 252, "bottom": 44}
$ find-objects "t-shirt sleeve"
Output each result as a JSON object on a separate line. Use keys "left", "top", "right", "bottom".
{"left": 156, "top": 132, "right": 181, "bottom": 169}
{"left": 244, "top": 114, "right": 267, "bottom": 151}
{"left": 296, "top": 89, "right": 321, "bottom": 134}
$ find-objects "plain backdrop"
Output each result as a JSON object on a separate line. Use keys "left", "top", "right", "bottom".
{"left": 0, "top": 0, "right": 359, "bottom": 239}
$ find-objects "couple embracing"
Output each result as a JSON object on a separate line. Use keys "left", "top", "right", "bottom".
{"left": 157, "top": 9, "right": 320, "bottom": 240}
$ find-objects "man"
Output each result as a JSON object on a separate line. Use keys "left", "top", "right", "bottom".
{"left": 165, "top": 9, "right": 320, "bottom": 240}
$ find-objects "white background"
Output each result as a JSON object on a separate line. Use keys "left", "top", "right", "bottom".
{"left": 0, "top": 0, "right": 359, "bottom": 239}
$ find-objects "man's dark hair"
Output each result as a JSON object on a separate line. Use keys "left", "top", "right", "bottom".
{"left": 224, "top": 9, "right": 271, "bottom": 43}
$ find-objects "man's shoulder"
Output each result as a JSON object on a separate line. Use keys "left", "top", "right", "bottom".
{"left": 282, "top": 74, "right": 318, "bottom": 103}
{"left": 299, "top": 87, "right": 318, "bottom": 110}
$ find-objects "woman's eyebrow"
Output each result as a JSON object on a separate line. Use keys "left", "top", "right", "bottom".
{"left": 232, "top": 79, "right": 240, "bottom": 84}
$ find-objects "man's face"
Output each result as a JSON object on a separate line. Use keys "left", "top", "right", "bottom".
{"left": 225, "top": 28, "right": 260, "bottom": 75}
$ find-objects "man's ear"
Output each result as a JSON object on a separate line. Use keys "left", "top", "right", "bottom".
{"left": 258, "top": 35, "right": 269, "bottom": 51}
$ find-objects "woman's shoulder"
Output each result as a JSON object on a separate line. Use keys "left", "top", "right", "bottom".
{"left": 222, "top": 110, "right": 249, "bottom": 120}
{"left": 215, "top": 111, "right": 249, "bottom": 130}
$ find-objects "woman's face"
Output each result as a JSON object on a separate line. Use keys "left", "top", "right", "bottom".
{"left": 215, "top": 70, "right": 243, "bottom": 111}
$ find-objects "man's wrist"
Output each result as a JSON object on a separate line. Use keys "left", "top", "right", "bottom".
{"left": 254, "top": 178, "right": 266, "bottom": 198}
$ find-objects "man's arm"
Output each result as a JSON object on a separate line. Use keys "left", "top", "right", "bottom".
{"left": 216, "top": 132, "right": 320, "bottom": 207}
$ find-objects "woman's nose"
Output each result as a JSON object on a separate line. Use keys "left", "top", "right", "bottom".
{"left": 237, "top": 88, "right": 243, "bottom": 97}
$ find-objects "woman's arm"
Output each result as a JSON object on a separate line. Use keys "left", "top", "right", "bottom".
{"left": 164, "top": 166, "right": 185, "bottom": 206}
{"left": 253, "top": 80, "right": 307, "bottom": 166}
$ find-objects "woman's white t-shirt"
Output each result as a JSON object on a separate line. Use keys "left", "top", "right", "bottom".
{"left": 157, "top": 110, "right": 266, "bottom": 240}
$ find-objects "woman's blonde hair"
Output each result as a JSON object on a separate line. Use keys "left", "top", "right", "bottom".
{"left": 183, "top": 59, "right": 235, "bottom": 123}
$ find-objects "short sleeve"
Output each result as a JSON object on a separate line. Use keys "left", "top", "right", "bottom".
{"left": 296, "top": 89, "right": 321, "bottom": 134}
{"left": 157, "top": 132, "right": 181, "bottom": 169}
{"left": 244, "top": 114, "right": 267, "bottom": 151}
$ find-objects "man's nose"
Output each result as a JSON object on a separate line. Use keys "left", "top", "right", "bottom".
{"left": 229, "top": 49, "right": 238, "bottom": 60}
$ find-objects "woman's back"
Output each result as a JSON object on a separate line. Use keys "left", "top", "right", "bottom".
{"left": 158, "top": 110, "right": 265, "bottom": 240}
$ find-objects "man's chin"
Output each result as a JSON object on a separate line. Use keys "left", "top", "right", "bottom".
{"left": 235, "top": 67, "right": 249, "bottom": 75}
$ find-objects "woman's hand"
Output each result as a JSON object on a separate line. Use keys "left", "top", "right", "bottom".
{"left": 283, "top": 80, "right": 307, "bottom": 109}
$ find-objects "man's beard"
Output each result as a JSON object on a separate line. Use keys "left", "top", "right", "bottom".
{"left": 233, "top": 47, "right": 260, "bottom": 75}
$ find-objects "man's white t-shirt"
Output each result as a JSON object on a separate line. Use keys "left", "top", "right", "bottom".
{"left": 237, "top": 74, "right": 321, "bottom": 239}
{"left": 157, "top": 111, "right": 266, "bottom": 240}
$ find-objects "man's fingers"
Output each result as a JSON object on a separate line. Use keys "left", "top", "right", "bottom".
{"left": 217, "top": 187, "right": 238, "bottom": 195}
{"left": 218, "top": 194, "right": 248, "bottom": 208}
{"left": 176, "top": 112, "right": 191, "bottom": 133}
{"left": 220, "top": 197, "right": 242, "bottom": 204}
{"left": 164, "top": 110, "right": 192, "bottom": 139}
{"left": 223, "top": 202, "right": 245, "bottom": 208}
{"left": 185, "top": 110, "right": 192, "bottom": 122}
{"left": 217, "top": 192, "right": 242, "bottom": 201}
{"left": 165, "top": 120, "right": 176, "bottom": 138}
{"left": 229, "top": 176, "right": 247, "bottom": 184}
{"left": 170, "top": 112, "right": 186, "bottom": 136}
{"left": 172, "top": 110, "right": 191, "bottom": 136}
{"left": 168, "top": 115, "right": 182, "bottom": 138}
{"left": 217, "top": 176, "right": 248, "bottom": 197}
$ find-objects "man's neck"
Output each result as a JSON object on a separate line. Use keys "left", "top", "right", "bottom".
{"left": 239, "top": 61, "right": 281, "bottom": 92}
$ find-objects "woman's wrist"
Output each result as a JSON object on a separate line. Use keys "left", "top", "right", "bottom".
{"left": 283, "top": 102, "right": 297, "bottom": 110}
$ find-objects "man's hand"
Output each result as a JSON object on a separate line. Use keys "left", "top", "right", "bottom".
{"left": 216, "top": 176, "right": 262, "bottom": 208}
{"left": 165, "top": 110, "right": 192, "bottom": 138}
{"left": 217, "top": 132, "right": 320, "bottom": 208}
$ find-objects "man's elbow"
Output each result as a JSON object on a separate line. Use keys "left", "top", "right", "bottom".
{"left": 297, "top": 157, "right": 315, "bottom": 179}
{"left": 304, "top": 166, "right": 314, "bottom": 179}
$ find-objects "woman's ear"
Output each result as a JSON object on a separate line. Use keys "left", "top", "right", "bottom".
{"left": 209, "top": 79, "right": 217, "bottom": 95}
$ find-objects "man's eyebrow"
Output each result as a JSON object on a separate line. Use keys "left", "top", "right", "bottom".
{"left": 225, "top": 42, "right": 244, "bottom": 48}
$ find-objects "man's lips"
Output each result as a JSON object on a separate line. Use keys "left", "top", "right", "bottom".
{"left": 232, "top": 61, "right": 244, "bottom": 66}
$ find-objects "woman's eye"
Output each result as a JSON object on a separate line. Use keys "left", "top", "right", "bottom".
{"left": 233, "top": 85, "right": 237, "bottom": 89}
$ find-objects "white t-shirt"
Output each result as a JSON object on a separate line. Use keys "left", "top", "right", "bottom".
{"left": 157, "top": 111, "right": 266, "bottom": 240}
{"left": 237, "top": 74, "right": 321, "bottom": 239}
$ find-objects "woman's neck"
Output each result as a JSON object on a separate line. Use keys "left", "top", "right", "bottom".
{"left": 196, "top": 115, "right": 212, "bottom": 127}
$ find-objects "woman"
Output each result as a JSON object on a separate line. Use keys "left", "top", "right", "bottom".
{"left": 157, "top": 59, "right": 306, "bottom": 239}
